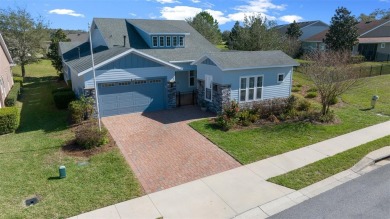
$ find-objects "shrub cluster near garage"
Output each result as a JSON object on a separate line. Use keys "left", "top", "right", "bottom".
{"left": 13, "top": 77, "right": 23, "bottom": 86}
{"left": 75, "top": 120, "right": 109, "bottom": 149}
{"left": 0, "top": 107, "right": 20, "bottom": 135}
{"left": 5, "top": 83, "right": 21, "bottom": 107}
{"left": 52, "top": 88, "right": 76, "bottom": 109}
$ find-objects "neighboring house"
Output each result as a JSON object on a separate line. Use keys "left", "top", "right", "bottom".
{"left": 59, "top": 18, "right": 298, "bottom": 117}
{"left": 304, "top": 19, "right": 390, "bottom": 61}
{"left": 275, "top": 20, "right": 329, "bottom": 41}
{"left": 66, "top": 32, "right": 89, "bottom": 42}
{"left": 0, "top": 33, "right": 14, "bottom": 108}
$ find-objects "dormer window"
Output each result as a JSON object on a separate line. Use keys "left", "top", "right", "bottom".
{"left": 179, "top": 36, "right": 184, "bottom": 47}
{"left": 159, "top": 36, "right": 165, "bottom": 47}
{"left": 152, "top": 36, "right": 158, "bottom": 47}
{"left": 166, "top": 36, "right": 171, "bottom": 47}
{"left": 172, "top": 36, "right": 177, "bottom": 47}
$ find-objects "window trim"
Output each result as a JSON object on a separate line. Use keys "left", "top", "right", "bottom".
{"left": 179, "top": 36, "right": 184, "bottom": 47}
{"left": 277, "top": 73, "right": 285, "bottom": 83}
{"left": 152, "top": 36, "right": 158, "bottom": 47}
{"left": 166, "top": 36, "right": 171, "bottom": 47}
{"left": 239, "top": 75, "right": 264, "bottom": 103}
{"left": 381, "top": 43, "right": 386, "bottom": 49}
{"left": 205, "top": 74, "right": 212, "bottom": 102}
{"left": 159, "top": 36, "right": 165, "bottom": 47}
{"left": 189, "top": 71, "right": 196, "bottom": 87}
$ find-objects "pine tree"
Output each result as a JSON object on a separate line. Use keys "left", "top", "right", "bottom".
{"left": 186, "top": 11, "right": 222, "bottom": 44}
{"left": 47, "top": 29, "right": 70, "bottom": 73}
{"left": 324, "top": 7, "right": 359, "bottom": 51}
{"left": 286, "top": 20, "right": 303, "bottom": 39}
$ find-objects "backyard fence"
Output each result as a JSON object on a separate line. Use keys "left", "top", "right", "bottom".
{"left": 357, "top": 64, "right": 390, "bottom": 78}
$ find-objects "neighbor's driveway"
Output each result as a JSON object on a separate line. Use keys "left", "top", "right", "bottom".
{"left": 102, "top": 106, "right": 241, "bottom": 194}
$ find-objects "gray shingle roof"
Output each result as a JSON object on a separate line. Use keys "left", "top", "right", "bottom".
{"left": 275, "top": 21, "right": 321, "bottom": 34}
{"left": 128, "top": 19, "right": 190, "bottom": 34}
{"left": 201, "top": 51, "right": 299, "bottom": 70}
{"left": 66, "top": 47, "right": 129, "bottom": 73}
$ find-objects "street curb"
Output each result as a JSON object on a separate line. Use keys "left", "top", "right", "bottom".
{"left": 235, "top": 146, "right": 390, "bottom": 218}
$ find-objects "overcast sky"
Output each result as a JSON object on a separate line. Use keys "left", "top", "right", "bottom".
{"left": 2, "top": 0, "right": 389, "bottom": 31}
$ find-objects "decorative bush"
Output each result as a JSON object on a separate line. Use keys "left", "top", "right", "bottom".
{"left": 305, "top": 92, "right": 317, "bottom": 98}
{"left": 215, "top": 114, "right": 236, "bottom": 131}
{"left": 318, "top": 111, "right": 336, "bottom": 123}
{"left": 291, "top": 87, "right": 301, "bottom": 92}
{"left": 238, "top": 110, "right": 251, "bottom": 126}
{"left": 75, "top": 121, "right": 109, "bottom": 149}
{"left": 0, "top": 107, "right": 19, "bottom": 135}
{"left": 223, "top": 100, "right": 240, "bottom": 118}
{"left": 297, "top": 99, "right": 312, "bottom": 111}
{"left": 53, "top": 90, "right": 76, "bottom": 109}
{"left": 69, "top": 97, "right": 95, "bottom": 124}
{"left": 329, "top": 96, "right": 338, "bottom": 105}
{"left": 307, "top": 87, "right": 318, "bottom": 92}
{"left": 5, "top": 83, "right": 21, "bottom": 107}
{"left": 295, "top": 84, "right": 303, "bottom": 88}
{"left": 13, "top": 77, "right": 23, "bottom": 86}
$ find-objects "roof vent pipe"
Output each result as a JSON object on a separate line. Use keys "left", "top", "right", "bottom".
{"left": 123, "top": 35, "right": 126, "bottom": 47}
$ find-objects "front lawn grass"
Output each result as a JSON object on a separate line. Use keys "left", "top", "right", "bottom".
{"left": 0, "top": 61, "right": 142, "bottom": 219}
{"left": 268, "top": 135, "right": 390, "bottom": 190}
{"left": 190, "top": 73, "right": 390, "bottom": 165}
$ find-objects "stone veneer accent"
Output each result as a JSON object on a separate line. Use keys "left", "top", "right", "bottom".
{"left": 197, "top": 80, "right": 231, "bottom": 113}
{"left": 167, "top": 82, "right": 177, "bottom": 109}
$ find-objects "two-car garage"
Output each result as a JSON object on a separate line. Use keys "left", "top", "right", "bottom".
{"left": 97, "top": 78, "right": 166, "bottom": 117}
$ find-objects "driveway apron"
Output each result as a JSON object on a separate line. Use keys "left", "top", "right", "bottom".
{"left": 102, "top": 106, "right": 241, "bottom": 193}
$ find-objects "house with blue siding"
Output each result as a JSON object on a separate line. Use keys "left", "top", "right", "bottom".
{"left": 59, "top": 18, "right": 298, "bottom": 117}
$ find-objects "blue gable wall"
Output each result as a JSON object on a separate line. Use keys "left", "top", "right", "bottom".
{"left": 99, "top": 53, "right": 163, "bottom": 70}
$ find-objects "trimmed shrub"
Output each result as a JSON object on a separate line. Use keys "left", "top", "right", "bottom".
{"left": 69, "top": 97, "right": 95, "bottom": 124}
{"left": 53, "top": 90, "right": 76, "bottom": 109}
{"left": 318, "top": 111, "right": 336, "bottom": 123}
{"left": 307, "top": 87, "right": 318, "bottom": 92}
{"left": 238, "top": 110, "right": 251, "bottom": 126}
{"left": 5, "top": 83, "right": 21, "bottom": 107}
{"left": 215, "top": 114, "right": 236, "bottom": 131}
{"left": 75, "top": 121, "right": 109, "bottom": 149}
{"left": 52, "top": 87, "right": 72, "bottom": 94}
{"left": 13, "top": 77, "right": 24, "bottom": 86}
{"left": 0, "top": 107, "right": 19, "bottom": 135}
{"left": 305, "top": 92, "right": 317, "bottom": 98}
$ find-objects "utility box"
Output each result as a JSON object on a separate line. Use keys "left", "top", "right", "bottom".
{"left": 371, "top": 95, "right": 379, "bottom": 108}
{"left": 59, "top": 166, "right": 66, "bottom": 178}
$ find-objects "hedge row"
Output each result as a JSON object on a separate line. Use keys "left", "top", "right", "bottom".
{"left": 53, "top": 89, "right": 76, "bottom": 109}
{"left": 0, "top": 107, "right": 19, "bottom": 135}
{"left": 13, "top": 77, "right": 24, "bottom": 86}
{"left": 5, "top": 83, "right": 21, "bottom": 107}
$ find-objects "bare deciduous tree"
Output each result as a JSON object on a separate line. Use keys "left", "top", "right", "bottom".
{"left": 304, "top": 50, "right": 361, "bottom": 115}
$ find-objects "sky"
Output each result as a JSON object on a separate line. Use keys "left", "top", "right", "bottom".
{"left": 2, "top": 0, "right": 390, "bottom": 31}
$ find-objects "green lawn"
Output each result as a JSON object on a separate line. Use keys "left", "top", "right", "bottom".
{"left": 268, "top": 135, "right": 390, "bottom": 190}
{"left": 0, "top": 61, "right": 142, "bottom": 218}
{"left": 190, "top": 72, "right": 390, "bottom": 165}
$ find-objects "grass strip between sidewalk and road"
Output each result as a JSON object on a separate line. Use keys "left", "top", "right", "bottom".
{"left": 267, "top": 135, "right": 390, "bottom": 190}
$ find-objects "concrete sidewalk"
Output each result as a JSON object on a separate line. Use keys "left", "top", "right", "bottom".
{"left": 69, "top": 120, "right": 390, "bottom": 219}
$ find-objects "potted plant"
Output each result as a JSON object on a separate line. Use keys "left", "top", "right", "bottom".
{"left": 200, "top": 100, "right": 207, "bottom": 112}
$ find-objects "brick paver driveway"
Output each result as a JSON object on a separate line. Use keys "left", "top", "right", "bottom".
{"left": 102, "top": 106, "right": 241, "bottom": 194}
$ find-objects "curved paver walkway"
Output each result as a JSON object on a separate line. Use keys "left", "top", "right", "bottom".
{"left": 102, "top": 106, "right": 241, "bottom": 194}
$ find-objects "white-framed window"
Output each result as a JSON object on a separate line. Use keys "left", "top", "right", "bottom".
{"left": 381, "top": 43, "right": 386, "bottom": 49}
{"left": 205, "top": 74, "right": 212, "bottom": 102}
{"left": 172, "top": 36, "right": 178, "bottom": 47}
{"left": 239, "top": 76, "right": 263, "bottom": 102}
{"left": 179, "top": 36, "right": 184, "bottom": 47}
{"left": 0, "top": 77, "right": 4, "bottom": 98}
{"left": 152, "top": 36, "right": 158, "bottom": 47}
{"left": 159, "top": 36, "right": 165, "bottom": 47}
{"left": 166, "top": 36, "right": 171, "bottom": 47}
{"left": 189, "top": 71, "right": 196, "bottom": 87}
{"left": 277, "top": 73, "right": 284, "bottom": 83}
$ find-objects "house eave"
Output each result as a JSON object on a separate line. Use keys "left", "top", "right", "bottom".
{"left": 220, "top": 64, "right": 300, "bottom": 72}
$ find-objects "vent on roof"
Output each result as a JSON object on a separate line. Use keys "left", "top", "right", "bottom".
{"left": 123, "top": 35, "right": 126, "bottom": 47}
{"left": 365, "top": 21, "right": 372, "bottom": 24}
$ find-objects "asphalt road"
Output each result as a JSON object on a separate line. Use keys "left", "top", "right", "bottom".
{"left": 271, "top": 164, "right": 390, "bottom": 219}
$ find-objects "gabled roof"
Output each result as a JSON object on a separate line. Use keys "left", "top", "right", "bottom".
{"left": 91, "top": 18, "right": 219, "bottom": 62}
{"left": 64, "top": 47, "right": 182, "bottom": 76}
{"left": 275, "top": 20, "right": 327, "bottom": 34}
{"left": 0, "top": 33, "right": 13, "bottom": 64}
{"left": 192, "top": 51, "right": 299, "bottom": 71}
{"left": 305, "top": 19, "right": 390, "bottom": 42}
{"left": 66, "top": 33, "right": 88, "bottom": 42}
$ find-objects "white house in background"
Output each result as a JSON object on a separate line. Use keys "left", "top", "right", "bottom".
{"left": 0, "top": 33, "right": 14, "bottom": 108}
